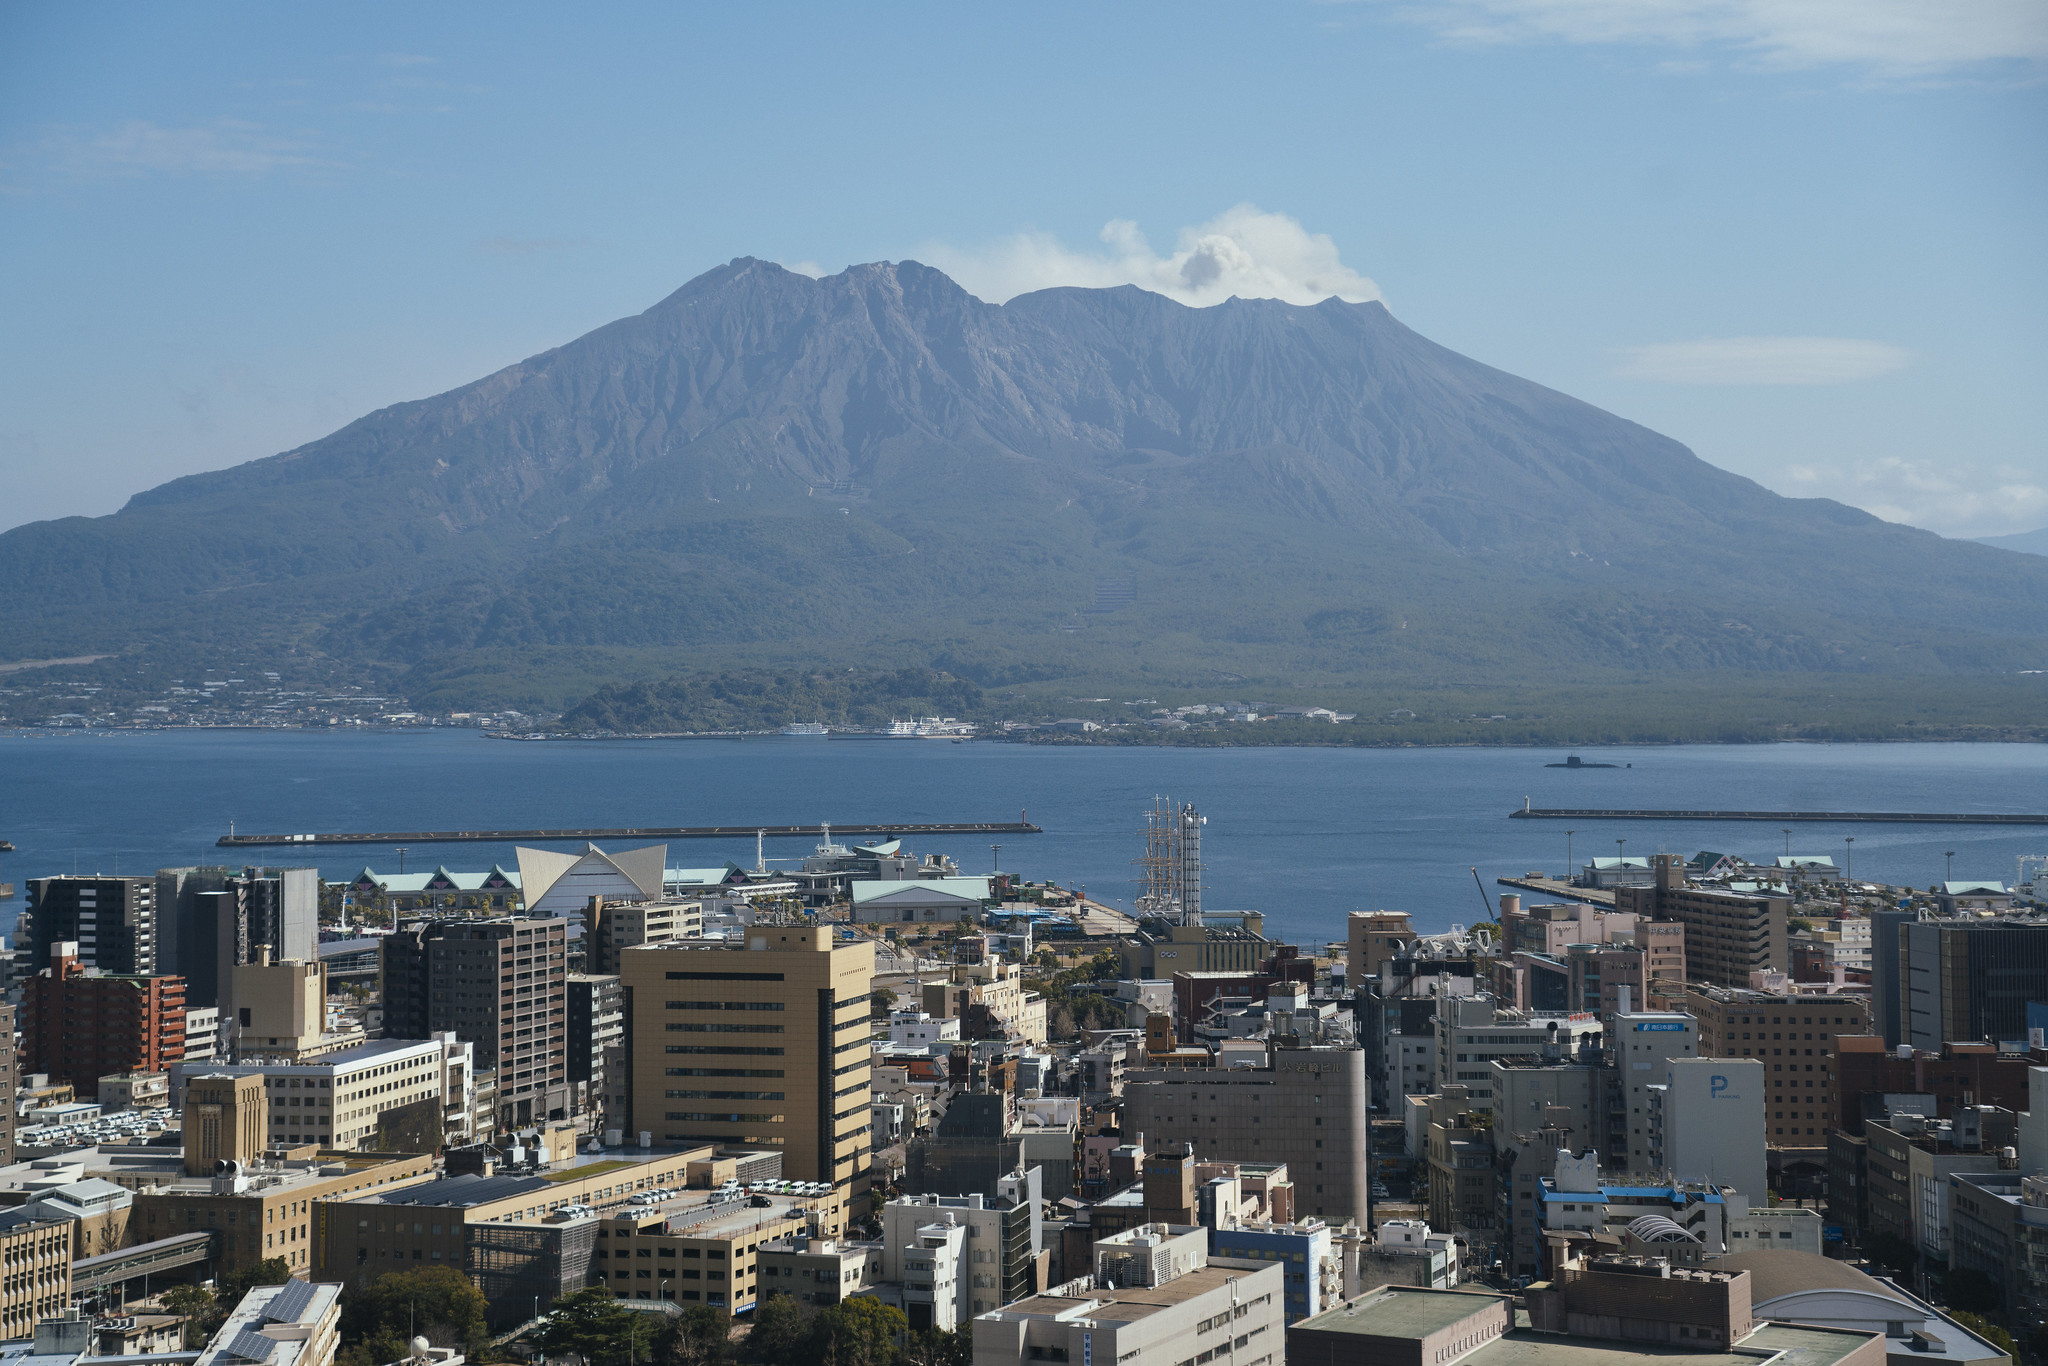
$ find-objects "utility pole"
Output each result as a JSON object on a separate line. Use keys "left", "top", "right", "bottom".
{"left": 1566, "top": 830, "right": 1574, "bottom": 880}
{"left": 1944, "top": 850, "right": 1955, "bottom": 885}
{"left": 1844, "top": 837, "right": 1854, "bottom": 883}
{"left": 397, "top": 846, "right": 408, "bottom": 875}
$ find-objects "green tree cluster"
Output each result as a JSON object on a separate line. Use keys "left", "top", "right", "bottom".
{"left": 160, "top": 1260, "right": 294, "bottom": 1348}
{"left": 1025, "top": 951, "right": 1125, "bottom": 1041}
{"left": 335, "top": 1268, "right": 490, "bottom": 1366}
{"left": 563, "top": 669, "right": 982, "bottom": 734}
{"left": 741, "top": 1295, "right": 967, "bottom": 1366}
{"left": 1949, "top": 1311, "right": 2018, "bottom": 1363}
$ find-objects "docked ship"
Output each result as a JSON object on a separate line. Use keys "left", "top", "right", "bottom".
{"left": 829, "top": 716, "right": 977, "bottom": 739}
{"left": 780, "top": 721, "right": 829, "bottom": 736}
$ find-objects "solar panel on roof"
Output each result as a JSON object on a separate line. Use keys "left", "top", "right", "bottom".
{"left": 221, "top": 1328, "right": 279, "bottom": 1363}
{"left": 264, "top": 1277, "right": 319, "bottom": 1324}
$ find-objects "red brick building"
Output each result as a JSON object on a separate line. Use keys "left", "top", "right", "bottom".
{"left": 1834, "top": 1035, "right": 2046, "bottom": 1134}
{"left": 21, "top": 946, "right": 186, "bottom": 1091}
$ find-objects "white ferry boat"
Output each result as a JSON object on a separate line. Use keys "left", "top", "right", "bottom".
{"left": 780, "top": 721, "right": 829, "bottom": 736}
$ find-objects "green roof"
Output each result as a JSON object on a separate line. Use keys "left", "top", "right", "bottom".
{"left": 1464, "top": 1323, "right": 1877, "bottom": 1366}
{"left": 1294, "top": 1288, "right": 1505, "bottom": 1340}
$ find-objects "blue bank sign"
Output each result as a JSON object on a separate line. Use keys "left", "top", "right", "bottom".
{"left": 1633, "top": 1022, "right": 1689, "bottom": 1031}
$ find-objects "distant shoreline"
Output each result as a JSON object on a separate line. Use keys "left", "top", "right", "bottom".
{"left": 8, "top": 725, "right": 2040, "bottom": 748}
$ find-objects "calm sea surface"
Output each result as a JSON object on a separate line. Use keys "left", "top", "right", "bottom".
{"left": 1, "top": 730, "right": 2043, "bottom": 948}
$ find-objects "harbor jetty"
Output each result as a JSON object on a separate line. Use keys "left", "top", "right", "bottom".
{"left": 1510, "top": 803, "right": 2048, "bottom": 825}
{"left": 219, "top": 818, "right": 1042, "bottom": 848}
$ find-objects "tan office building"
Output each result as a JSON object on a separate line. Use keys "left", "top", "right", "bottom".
{"left": 0, "top": 1212, "right": 72, "bottom": 1340}
{"left": 226, "top": 952, "right": 329, "bottom": 1062}
{"left": 1347, "top": 912, "right": 1416, "bottom": 985}
{"left": 1682, "top": 984, "right": 1870, "bottom": 1149}
{"left": 624, "top": 927, "right": 874, "bottom": 1196}
{"left": 123, "top": 1073, "right": 435, "bottom": 1275}
{"left": 589, "top": 899, "right": 704, "bottom": 975}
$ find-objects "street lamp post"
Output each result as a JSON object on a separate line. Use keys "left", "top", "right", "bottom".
{"left": 1844, "top": 837, "right": 1854, "bottom": 883}
{"left": 1565, "top": 830, "right": 1574, "bottom": 880}
{"left": 1945, "top": 851, "right": 1955, "bottom": 885}
{"left": 1782, "top": 828, "right": 1791, "bottom": 858}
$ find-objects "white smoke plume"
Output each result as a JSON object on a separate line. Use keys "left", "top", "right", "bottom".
{"left": 923, "top": 205, "right": 1382, "bottom": 307}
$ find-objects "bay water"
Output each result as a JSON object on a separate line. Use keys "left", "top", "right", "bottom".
{"left": 1, "top": 730, "right": 2043, "bottom": 949}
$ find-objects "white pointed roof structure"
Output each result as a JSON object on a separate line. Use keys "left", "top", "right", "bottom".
{"left": 517, "top": 842, "right": 667, "bottom": 917}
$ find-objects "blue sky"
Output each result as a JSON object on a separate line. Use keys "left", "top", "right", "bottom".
{"left": 2, "top": 1, "right": 2043, "bottom": 536}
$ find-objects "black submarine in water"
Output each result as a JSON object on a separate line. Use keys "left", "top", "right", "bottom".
{"left": 1545, "top": 754, "right": 1627, "bottom": 768}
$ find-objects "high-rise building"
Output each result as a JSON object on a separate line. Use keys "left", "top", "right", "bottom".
{"left": 567, "top": 973, "right": 625, "bottom": 1119}
{"left": 1682, "top": 984, "right": 1869, "bottom": 1150}
{"left": 622, "top": 926, "right": 874, "bottom": 1192}
{"left": 1612, "top": 1010, "right": 1699, "bottom": 1173}
{"left": 1614, "top": 855, "right": 1788, "bottom": 987}
{"left": 379, "top": 917, "right": 569, "bottom": 1129}
{"left": 1869, "top": 907, "right": 1914, "bottom": 1048}
{"left": 1900, "top": 918, "right": 2048, "bottom": 1050}
{"left": 152, "top": 865, "right": 232, "bottom": 982}
{"left": 1122, "top": 1040, "right": 1370, "bottom": 1221}
{"left": 0, "top": 1004, "right": 16, "bottom": 1166}
{"left": 213, "top": 867, "right": 318, "bottom": 1008}
{"left": 21, "top": 945, "right": 186, "bottom": 1090}
{"left": 26, "top": 876, "right": 157, "bottom": 976}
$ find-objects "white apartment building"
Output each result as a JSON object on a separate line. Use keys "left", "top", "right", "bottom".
{"left": 885, "top": 1170, "right": 1044, "bottom": 1328}
{"left": 889, "top": 1011, "right": 963, "bottom": 1048}
{"left": 1434, "top": 998, "right": 1604, "bottom": 1109}
{"left": 183, "top": 1007, "right": 221, "bottom": 1066}
{"left": 1648, "top": 1056, "right": 1767, "bottom": 1198}
{"left": 1615, "top": 1010, "right": 1699, "bottom": 1172}
{"left": 972, "top": 1224, "right": 1286, "bottom": 1366}
{"left": 168, "top": 1035, "right": 459, "bottom": 1150}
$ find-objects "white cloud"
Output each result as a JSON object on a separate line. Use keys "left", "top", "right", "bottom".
{"left": 922, "top": 205, "right": 1381, "bottom": 307}
{"left": 779, "top": 259, "right": 828, "bottom": 278}
{"left": 1365, "top": 0, "right": 2048, "bottom": 75}
{"left": 1770, "top": 454, "right": 2048, "bottom": 536}
{"left": 37, "top": 119, "right": 329, "bottom": 178}
{"left": 1615, "top": 336, "right": 1910, "bottom": 384}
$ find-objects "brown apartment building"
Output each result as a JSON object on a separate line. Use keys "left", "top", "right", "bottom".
{"left": 623, "top": 926, "right": 874, "bottom": 1197}
{"left": 21, "top": 947, "right": 185, "bottom": 1091}
{"left": 1616, "top": 855, "right": 1788, "bottom": 988}
{"left": 1347, "top": 912, "right": 1417, "bottom": 985}
{"left": 381, "top": 917, "right": 569, "bottom": 1128}
{"left": 1682, "top": 984, "right": 1870, "bottom": 1148}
